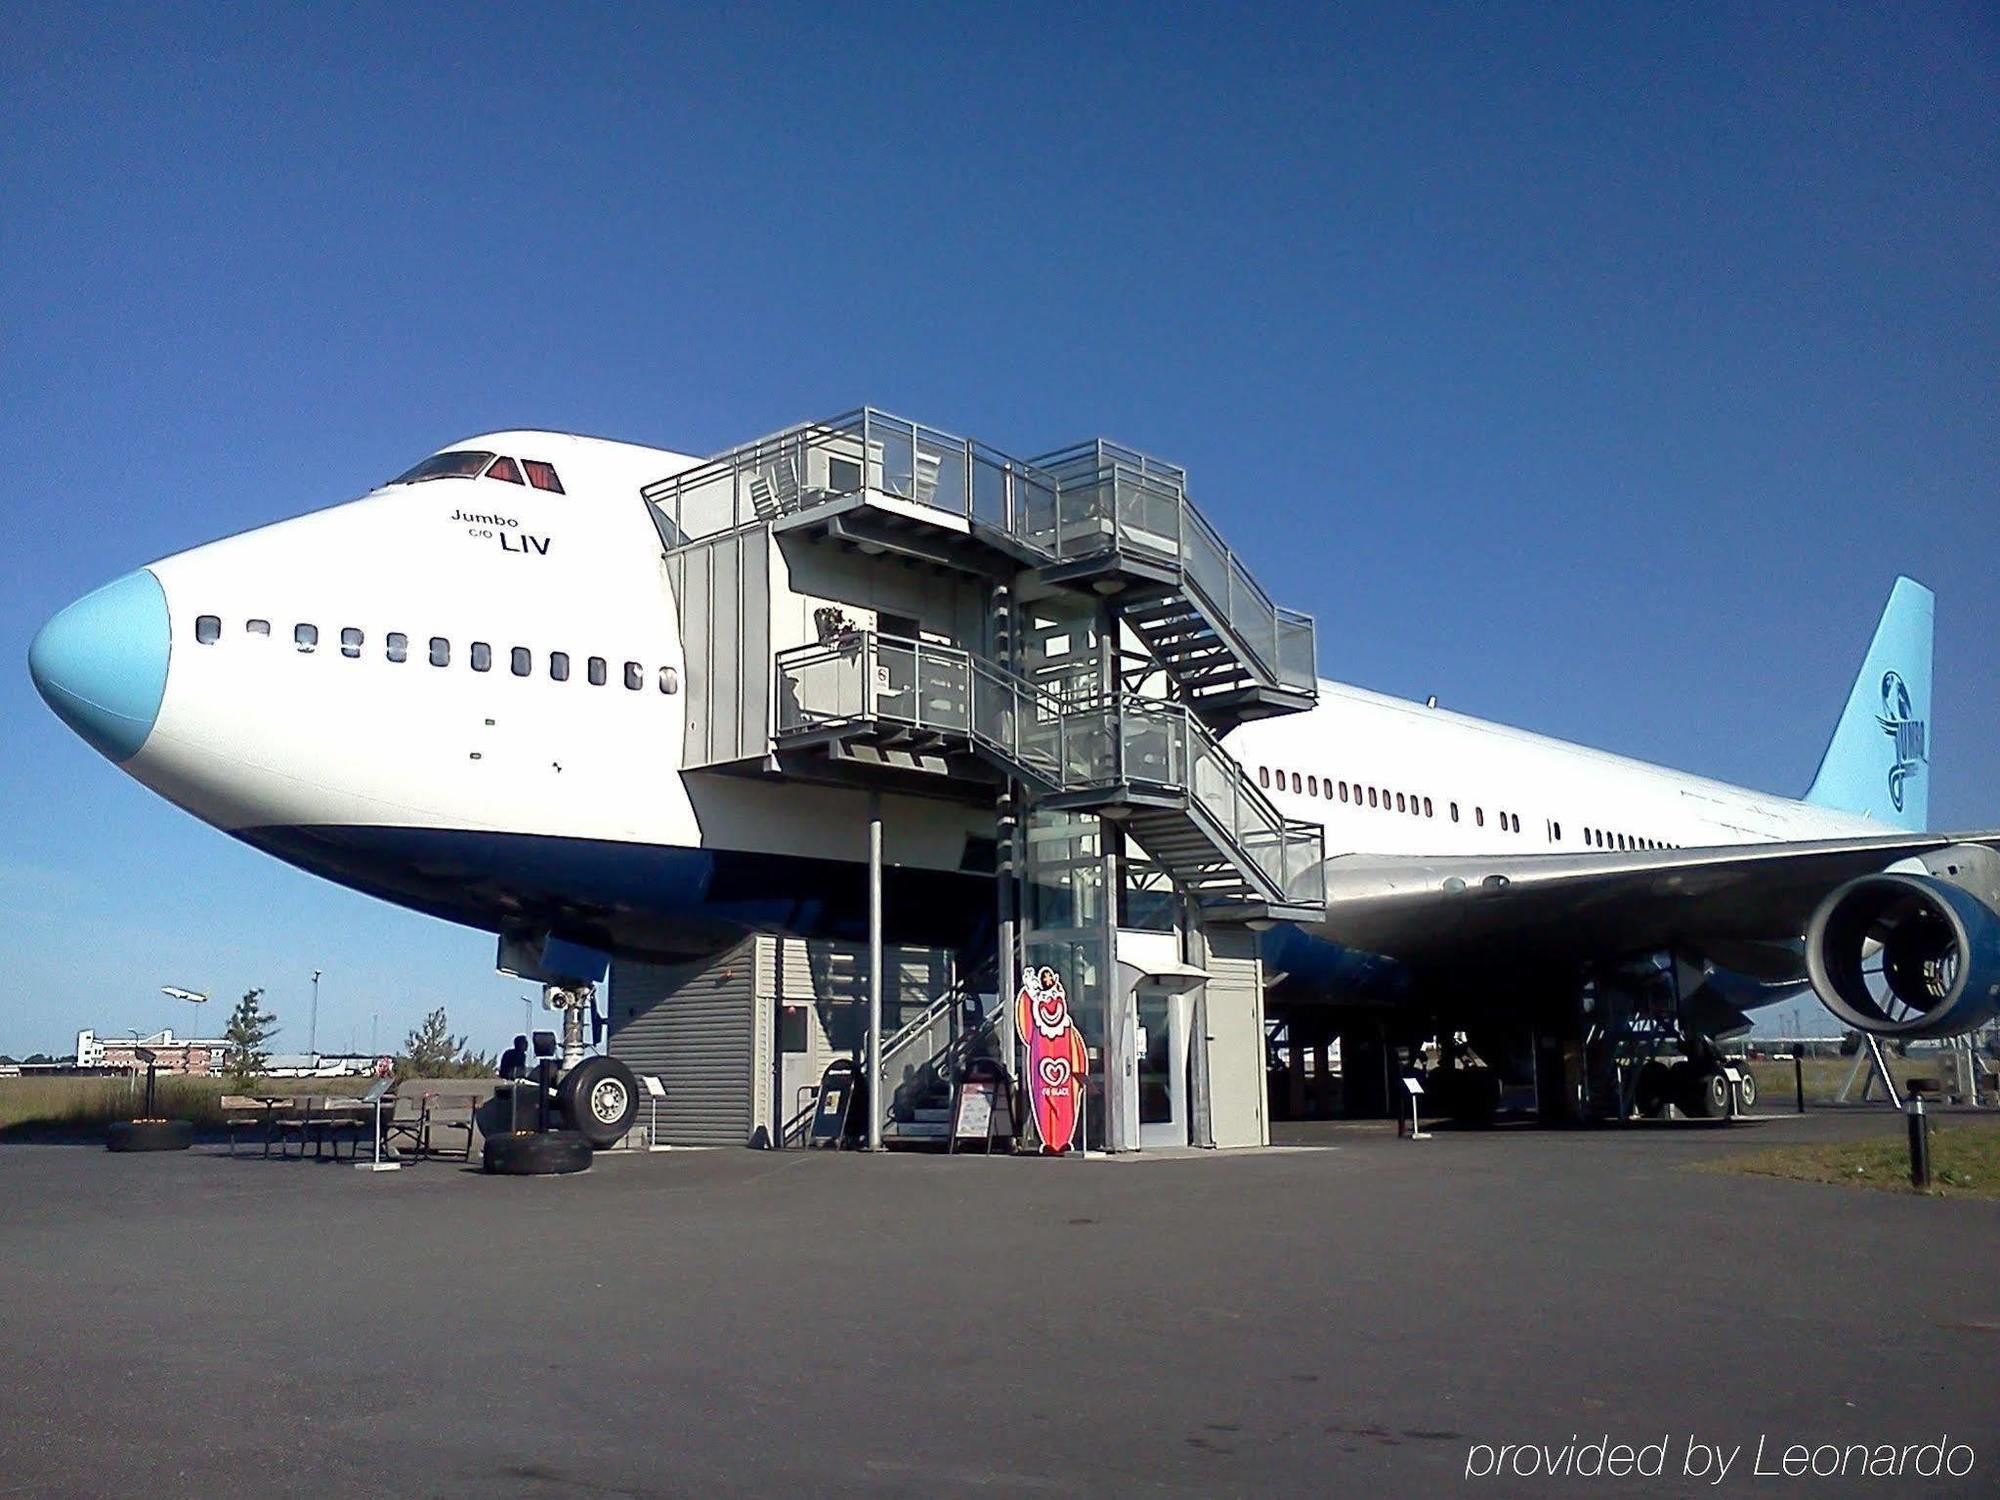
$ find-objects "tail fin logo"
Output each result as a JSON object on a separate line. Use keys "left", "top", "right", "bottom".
{"left": 1876, "top": 671, "right": 1927, "bottom": 814}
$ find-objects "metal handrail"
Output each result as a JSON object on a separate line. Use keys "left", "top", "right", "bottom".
{"left": 1028, "top": 452, "right": 1313, "bottom": 694}
{"left": 644, "top": 408, "right": 1315, "bottom": 696}
{"left": 1054, "top": 692, "right": 1325, "bottom": 906}
{"left": 774, "top": 631, "right": 1071, "bottom": 790}
{"left": 643, "top": 409, "right": 1061, "bottom": 554}
{"left": 778, "top": 959, "right": 1001, "bottom": 1146}
{"left": 774, "top": 633, "right": 1321, "bottom": 906}
{"left": 886, "top": 996, "right": 1009, "bottom": 1125}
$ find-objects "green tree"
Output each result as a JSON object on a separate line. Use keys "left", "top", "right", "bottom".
{"left": 396, "top": 1007, "right": 495, "bottom": 1079}
{"left": 223, "top": 988, "right": 278, "bottom": 1082}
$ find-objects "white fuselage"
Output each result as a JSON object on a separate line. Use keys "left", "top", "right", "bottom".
{"left": 130, "top": 431, "right": 993, "bottom": 882}
{"left": 90, "top": 428, "right": 1886, "bottom": 961}
{"left": 1230, "top": 680, "right": 1881, "bottom": 862}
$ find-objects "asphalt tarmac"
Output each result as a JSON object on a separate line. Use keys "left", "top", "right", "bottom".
{"left": 1, "top": 1111, "right": 1995, "bottom": 1498}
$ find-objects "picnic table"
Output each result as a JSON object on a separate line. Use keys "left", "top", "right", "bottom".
{"left": 224, "top": 1082, "right": 487, "bottom": 1161}
{"left": 230, "top": 1093, "right": 377, "bottom": 1160}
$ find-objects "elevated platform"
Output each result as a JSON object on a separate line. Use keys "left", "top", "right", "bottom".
{"left": 643, "top": 406, "right": 1326, "bottom": 1151}
{"left": 645, "top": 410, "right": 1318, "bottom": 733}
{"left": 774, "top": 634, "right": 1325, "bottom": 923}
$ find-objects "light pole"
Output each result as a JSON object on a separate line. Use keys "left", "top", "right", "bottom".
{"left": 309, "top": 969, "right": 322, "bottom": 1062}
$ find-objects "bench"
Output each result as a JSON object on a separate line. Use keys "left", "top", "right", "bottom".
{"left": 420, "top": 1094, "right": 477, "bottom": 1160}
{"left": 315, "top": 1099, "right": 370, "bottom": 1161}
{"left": 221, "top": 1095, "right": 275, "bottom": 1156}
{"left": 380, "top": 1091, "right": 428, "bottom": 1158}
{"left": 272, "top": 1097, "right": 319, "bottom": 1159}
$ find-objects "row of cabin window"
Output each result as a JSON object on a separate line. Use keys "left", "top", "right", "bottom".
{"left": 1256, "top": 765, "right": 1524, "bottom": 832}
{"left": 191, "top": 615, "right": 679, "bottom": 694}
{"left": 1584, "top": 826, "right": 1677, "bottom": 851}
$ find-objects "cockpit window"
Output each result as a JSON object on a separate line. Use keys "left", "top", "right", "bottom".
{"left": 523, "top": 460, "right": 564, "bottom": 494}
{"left": 391, "top": 451, "right": 495, "bottom": 485}
{"left": 485, "top": 456, "right": 525, "bottom": 485}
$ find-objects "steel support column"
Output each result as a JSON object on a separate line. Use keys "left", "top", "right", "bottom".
{"left": 866, "top": 788, "right": 884, "bottom": 1151}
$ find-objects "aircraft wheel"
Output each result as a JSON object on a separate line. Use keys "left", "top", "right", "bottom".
{"left": 1734, "top": 1067, "right": 1758, "bottom": 1112}
{"left": 556, "top": 1056, "right": 639, "bottom": 1147}
{"left": 106, "top": 1118, "right": 194, "bottom": 1152}
{"left": 1633, "top": 1062, "right": 1672, "bottom": 1120}
{"left": 482, "top": 1130, "right": 593, "bottom": 1176}
{"left": 1680, "top": 1064, "right": 1732, "bottom": 1119}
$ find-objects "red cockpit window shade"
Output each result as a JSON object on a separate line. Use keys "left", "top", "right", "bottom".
{"left": 523, "top": 460, "right": 564, "bottom": 493}
{"left": 485, "top": 456, "right": 525, "bottom": 485}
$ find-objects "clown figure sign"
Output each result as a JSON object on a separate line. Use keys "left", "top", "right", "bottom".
{"left": 1016, "top": 966, "right": 1089, "bottom": 1154}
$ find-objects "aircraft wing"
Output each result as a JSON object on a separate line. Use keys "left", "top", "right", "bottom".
{"left": 1313, "top": 829, "right": 2000, "bottom": 975}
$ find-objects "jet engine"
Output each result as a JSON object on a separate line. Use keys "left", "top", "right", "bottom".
{"left": 1806, "top": 845, "right": 2000, "bottom": 1039}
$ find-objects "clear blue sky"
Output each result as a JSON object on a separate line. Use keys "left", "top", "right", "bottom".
{"left": 2, "top": 4, "right": 1994, "bottom": 1054}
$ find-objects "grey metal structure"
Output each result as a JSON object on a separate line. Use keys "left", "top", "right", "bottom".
{"left": 632, "top": 407, "right": 1324, "bottom": 1150}
{"left": 611, "top": 936, "right": 962, "bottom": 1148}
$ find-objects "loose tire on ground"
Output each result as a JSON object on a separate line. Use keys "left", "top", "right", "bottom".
{"left": 106, "top": 1118, "right": 194, "bottom": 1152}
{"left": 482, "top": 1130, "right": 593, "bottom": 1176}
{"left": 557, "top": 1056, "right": 640, "bottom": 1147}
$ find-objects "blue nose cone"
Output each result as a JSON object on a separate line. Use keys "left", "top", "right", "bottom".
{"left": 28, "top": 569, "right": 171, "bottom": 763}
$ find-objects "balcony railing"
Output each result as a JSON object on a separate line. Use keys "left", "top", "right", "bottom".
{"left": 644, "top": 410, "right": 1315, "bottom": 699}
{"left": 1056, "top": 692, "right": 1326, "bottom": 908}
{"left": 1033, "top": 442, "right": 1315, "bottom": 696}
{"left": 774, "top": 632, "right": 1069, "bottom": 791}
{"left": 775, "top": 633, "right": 1324, "bottom": 911}
{"left": 644, "top": 409, "right": 1057, "bottom": 553}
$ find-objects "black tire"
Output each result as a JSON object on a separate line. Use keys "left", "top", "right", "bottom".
{"left": 556, "top": 1056, "right": 640, "bottom": 1148}
{"left": 1634, "top": 1061, "right": 1672, "bottom": 1120}
{"left": 482, "top": 1130, "right": 593, "bottom": 1176}
{"left": 1681, "top": 1064, "right": 1732, "bottom": 1119}
{"left": 1734, "top": 1067, "right": 1758, "bottom": 1112}
{"left": 107, "top": 1118, "right": 194, "bottom": 1152}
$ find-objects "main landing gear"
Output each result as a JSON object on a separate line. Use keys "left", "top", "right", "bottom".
{"left": 1634, "top": 1058, "right": 1746, "bottom": 1119}
{"left": 480, "top": 985, "right": 641, "bottom": 1175}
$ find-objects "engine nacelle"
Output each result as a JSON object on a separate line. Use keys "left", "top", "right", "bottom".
{"left": 1806, "top": 845, "right": 2000, "bottom": 1039}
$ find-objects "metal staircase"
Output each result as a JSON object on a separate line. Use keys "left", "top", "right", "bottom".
{"left": 1030, "top": 441, "right": 1317, "bottom": 728}
{"left": 774, "top": 636, "right": 1324, "bottom": 923}
{"left": 1040, "top": 694, "right": 1325, "bottom": 923}
{"left": 646, "top": 412, "right": 1318, "bottom": 731}
{"left": 649, "top": 407, "right": 1326, "bottom": 923}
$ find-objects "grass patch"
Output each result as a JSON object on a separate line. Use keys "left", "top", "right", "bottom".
{"left": 1709, "top": 1120, "right": 2000, "bottom": 1199}
{"left": 1741, "top": 1054, "right": 1992, "bottom": 1108}
{"left": 0, "top": 1076, "right": 356, "bottom": 1139}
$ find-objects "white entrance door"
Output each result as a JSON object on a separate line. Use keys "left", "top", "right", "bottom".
{"left": 1136, "top": 983, "right": 1189, "bottom": 1149}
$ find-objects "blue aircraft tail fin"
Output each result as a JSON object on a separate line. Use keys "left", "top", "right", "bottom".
{"left": 1804, "top": 576, "right": 1933, "bottom": 832}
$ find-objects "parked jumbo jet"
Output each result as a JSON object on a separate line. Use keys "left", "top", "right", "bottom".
{"left": 29, "top": 425, "right": 2000, "bottom": 1124}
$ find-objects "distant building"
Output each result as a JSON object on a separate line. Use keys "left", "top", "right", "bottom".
{"left": 76, "top": 1028, "right": 231, "bottom": 1075}
{"left": 72, "top": 1030, "right": 385, "bottom": 1078}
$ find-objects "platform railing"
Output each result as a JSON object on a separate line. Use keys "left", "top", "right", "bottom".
{"left": 774, "top": 633, "right": 1322, "bottom": 908}
{"left": 1056, "top": 692, "right": 1326, "bottom": 907}
{"left": 644, "top": 411, "right": 1314, "bottom": 699}
{"left": 774, "top": 632, "right": 1070, "bottom": 790}
{"left": 1032, "top": 444, "right": 1316, "bottom": 697}
{"left": 644, "top": 409, "right": 1060, "bottom": 553}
